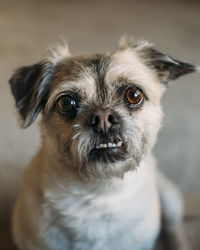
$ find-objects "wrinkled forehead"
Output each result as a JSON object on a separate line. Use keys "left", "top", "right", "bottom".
{"left": 47, "top": 49, "right": 161, "bottom": 107}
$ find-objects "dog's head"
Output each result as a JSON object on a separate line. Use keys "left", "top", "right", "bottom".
{"left": 9, "top": 38, "right": 196, "bottom": 179}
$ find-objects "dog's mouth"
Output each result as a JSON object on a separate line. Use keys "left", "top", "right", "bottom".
{"left": 89, "top": 139, "right": 128, "bottom": 163}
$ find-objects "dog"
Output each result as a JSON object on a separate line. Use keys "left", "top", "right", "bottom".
{"left": 9, "top": 37, "right": 197, "bottom": 250}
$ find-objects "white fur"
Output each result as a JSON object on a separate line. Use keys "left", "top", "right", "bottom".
{"left": 13, "top": 150, "right": 161, "bottom": 250}
{"left": 46, "top": 40, "right": 71, "bottom": 64}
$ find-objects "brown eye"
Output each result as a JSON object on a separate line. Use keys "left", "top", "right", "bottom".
{"left": 56, "top": 95, "right": 77, "bottom": 114}
{"left": 125, "top": 88, "right": 144, "bottom": 107}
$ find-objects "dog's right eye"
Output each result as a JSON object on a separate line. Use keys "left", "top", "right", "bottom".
{"left": 56, "top": 95, "right": 77, "bottom": 116}
{"left": 125, "top": 88, "right": 144, "bottom": 108}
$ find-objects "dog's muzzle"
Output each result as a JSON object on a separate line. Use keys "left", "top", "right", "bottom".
{"left": 87, "top": 108, "right": 127, "bottom": 163}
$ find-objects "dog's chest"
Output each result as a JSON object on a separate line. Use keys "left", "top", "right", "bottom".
{"left": 48, "top": 167, "right": 160, "bottom": 250}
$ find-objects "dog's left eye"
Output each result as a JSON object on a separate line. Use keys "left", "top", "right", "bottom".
{"left": 56, "top": 95, "right": 77, "bottom": 115}
{"left": 125, "top": 88, "right": 144, "bottom": 107}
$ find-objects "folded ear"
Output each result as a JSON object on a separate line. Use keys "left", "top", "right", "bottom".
{"left": 120, "top": 37, "right": 197, "bottom": 84}
{"left": 9, "top": 61, "right": 54, "bottom": 128}
{"left": 145, "top": 48, "right": 197, "bottom": 84}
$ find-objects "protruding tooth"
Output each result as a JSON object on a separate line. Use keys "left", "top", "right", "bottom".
{"left": 99, "top": 144, "right": 104, "bottom": 148}
{"left": 112, "top": 143, "right": 117, "bottom": 147}
{"left": 117, "top": 141, "right": 122, "bottom": 147}
{"left": 108, "top": 143, "right": 112, "bottom": 148}
{"left": 103, "top": 144, "right": 107, "bottom": 148}
{"left": 96, "top": 145, "right": 100, "bottom": 149}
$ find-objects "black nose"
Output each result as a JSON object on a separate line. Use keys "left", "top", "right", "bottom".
{"left": 89, "top": 109, "right": 120, "bottom": 134}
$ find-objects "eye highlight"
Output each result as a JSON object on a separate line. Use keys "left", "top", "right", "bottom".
{"left": 125, "top": 88, "right": 144, "bottom": 108}
{"left": 56, "top": 95, "right": 77, "bottom": 116}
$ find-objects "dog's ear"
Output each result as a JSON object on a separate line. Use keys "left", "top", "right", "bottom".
{"left": 9, "top": 61, "right": 54, "bottom": 128}
{"left": 119, "top": 37, "right": 197, "bottom": 84}
{"left": 144, "top": 47, "right": 197, "bottom": 84}
{"left": 9, "top": 42, "right": 71, "bottom": 128}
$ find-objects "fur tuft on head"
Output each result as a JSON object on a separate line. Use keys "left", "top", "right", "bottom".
{"left": 46, "top": 40, "right": 71, "bottom": 64}
{"left": 119, "top": 35, "right": 153, "bottom": 51}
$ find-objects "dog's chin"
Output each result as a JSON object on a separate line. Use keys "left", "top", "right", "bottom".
{"left": 79, "top": 157, "right": 136, "bottom": 180}
{"left": 70, "top": 135, "right": 144, "bottom": 179}
{"left": 75, "top": 142, "right": 139, "bottom": 180}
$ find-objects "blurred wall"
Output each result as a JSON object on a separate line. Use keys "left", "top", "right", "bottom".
{"left": 0, "top": 0, "right": 199, "bottom": 221}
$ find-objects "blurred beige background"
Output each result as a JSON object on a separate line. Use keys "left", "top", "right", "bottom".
{"left": 0, "top": 0, "right": 199, "bottom": 249}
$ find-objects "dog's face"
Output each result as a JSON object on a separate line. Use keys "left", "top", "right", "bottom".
{"left": 9, "top": 39, "right": 196, "bottom": 179}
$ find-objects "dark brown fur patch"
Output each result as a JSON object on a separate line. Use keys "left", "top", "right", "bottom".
{"left": 9, "top": 61, "right": 55, "bottom": 127}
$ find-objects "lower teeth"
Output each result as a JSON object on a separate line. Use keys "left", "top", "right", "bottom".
{"left": 95, "top": 141, "right": 122, "bottom": 149}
